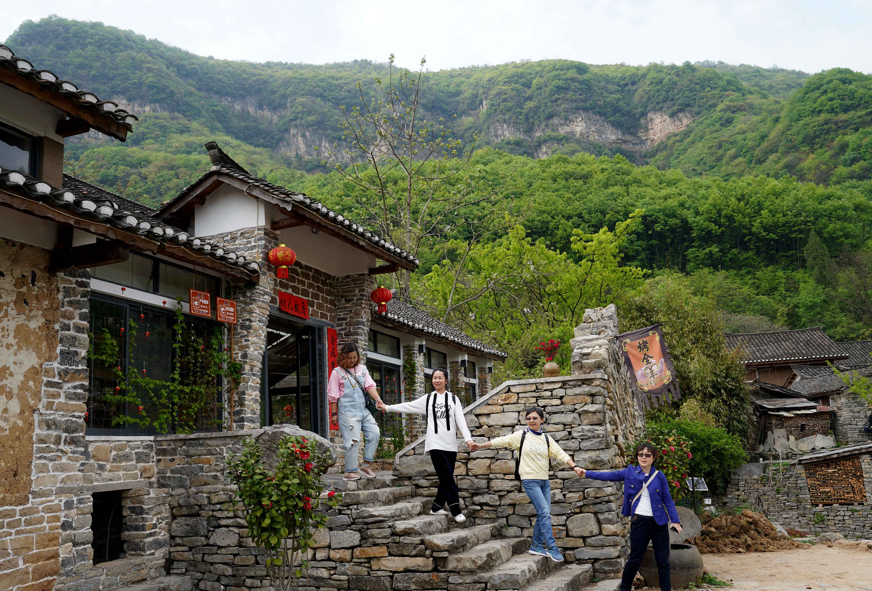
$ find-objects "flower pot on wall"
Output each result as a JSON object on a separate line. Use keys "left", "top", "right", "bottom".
{"left": 639, "top": 543, "right": 704, "bottom": 589}
{"left": 543, "top": 362, "right": 560, "bottom": 377}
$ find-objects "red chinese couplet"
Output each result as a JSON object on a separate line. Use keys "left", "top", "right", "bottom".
{"left": 327, "top": 327, "right": 339, "bottom": 430}
{"left": 216, "top": 298, "right": 237, "bottom": 324}
{"left": 189, "top": 290, "right": 211, "bottom": 318}
{"left": 278, "top": 291, "right": 309, "bottom": 320}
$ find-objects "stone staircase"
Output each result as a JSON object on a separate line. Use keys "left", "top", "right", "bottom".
{"left": 334, "top": 475, "right": 617, "bottom": 591}
{"left": 111, "top": 575, "right": 192, "bottom": 591}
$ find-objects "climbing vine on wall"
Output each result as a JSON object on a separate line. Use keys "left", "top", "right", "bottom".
{"left": 90, "top": 300, "right": 241, "bottom": 434}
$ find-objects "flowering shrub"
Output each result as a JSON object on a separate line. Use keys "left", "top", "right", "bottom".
{"left": 227, "top": 435, "right": 341, "bottom": 590}
{"left": 629, "top": 428, "right": 692, "bottom": 502}
{"left": 535, "top": 339, "right": 561, "bottom": 362}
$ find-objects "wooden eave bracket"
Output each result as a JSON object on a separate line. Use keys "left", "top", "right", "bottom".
{"left": 56, "top": 116, "right": 91, "bottom": 138}
{"left": 50, "top": 239, "right": 130, "bottom": 273}
{"left": 369, "top": 263, "right": 398, "bottom": 276}
{"left": 0, "top": 68, "right": 129, "bottom": 141}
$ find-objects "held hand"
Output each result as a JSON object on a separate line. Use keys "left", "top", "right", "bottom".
{"left": 376, "top": 400, "right": 386, "bottom": 412}
{"left": 466, "top": 441, "right": 477, "bottom": 451}
{"left": 573, "top": 466, "right": 585, "bottom": 478}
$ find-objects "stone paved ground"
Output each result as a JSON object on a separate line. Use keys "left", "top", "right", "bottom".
{"left": 701, "top": 546, "right": 872, "bottom": 591}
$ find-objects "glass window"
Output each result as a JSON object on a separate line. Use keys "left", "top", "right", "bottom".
{"left": 367, "top": 360, "right": 402, "bottom": 433}
{"left": 368, "top": 330, "right": 400, "bottom": 358}
{"left": 86, "top": 295, "right": 225, "bottom": 435}
{"left": 0, "top": 122, "right": 37, "bottom": 176}
{"left": 425, "top": 348, "right": 447, "bottom": 370}
{"left": 160, "top": 262, "right": 220, "bottom": 301}
{"left": 262, "top": 317, "right": 315, "bottom": 431}
{"left": 92, "top": 252, "right": 155, "bottom": 292}
{"left": 467, "top": 361, "right": 477, "bottom": 379}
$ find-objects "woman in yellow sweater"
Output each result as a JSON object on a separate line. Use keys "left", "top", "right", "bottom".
{"left": 473, "top": 407, "right": 583, "bottom": 562}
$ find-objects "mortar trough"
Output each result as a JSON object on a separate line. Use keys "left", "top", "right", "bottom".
{"left": 638, "top": 543, "right": 704, "bottom": 588}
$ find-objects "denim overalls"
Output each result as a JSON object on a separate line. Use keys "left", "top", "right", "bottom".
{"left": 337, "top": 368, "right": 380, "bottom": 472}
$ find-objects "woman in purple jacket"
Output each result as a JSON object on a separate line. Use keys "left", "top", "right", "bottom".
{"left": 579, "top": 443, "right": 682, "bottom": 591}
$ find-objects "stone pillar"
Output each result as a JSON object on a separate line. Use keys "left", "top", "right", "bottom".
{"left": 231, "top": 281, "right": 271, "bottom": 430}
{"left": 478, "top": 366, "right": 493, "bottom": 398}
{"left": 449, "top": 360, "right": 465, "bottom": 404}
{"left": 403, "top": 343, "right": 426, "bottom": 439}
{"left": 334, "top": 274, "right": 373, "bottom": 359}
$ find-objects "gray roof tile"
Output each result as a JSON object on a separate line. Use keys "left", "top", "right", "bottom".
{"left": 725, "top": 327, "right": 847, "bottom": 364}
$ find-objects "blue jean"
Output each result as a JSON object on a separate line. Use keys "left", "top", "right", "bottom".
{"left": 522, "top": 479, "right": 556, "bottom": 549}
{"left": 337, "top": 407, "right": 380, "bottom": 472}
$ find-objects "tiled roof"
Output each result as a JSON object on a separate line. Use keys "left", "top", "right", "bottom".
{"left": 789, "top": 364, "right": 872, "bottom": 397}
{"left": 162, "top": 142, "right": 418, "bottom": 266}
{"left": 838, "top": 340, "right": 872, "bottom": 367}
{"left": 798, "top": 442, "right": 872, "bottom": 464}
{"left": 374, "top": 297, "right": 507, "bottom": 359}
{"left": 753, "top": 398, "right": 821, "bottom": 411}
{"left": 725, "top": 327, "right": 848, "bottom": 364}
{"left": 0, "top": 44, "right": 137, "bottom": 134}
{"left": 0, "top": 168, "right": 258, "bottom": 276}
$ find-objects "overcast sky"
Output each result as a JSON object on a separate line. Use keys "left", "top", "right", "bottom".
{"left": 2, "top": 0, "right": 870, "bottom": 74}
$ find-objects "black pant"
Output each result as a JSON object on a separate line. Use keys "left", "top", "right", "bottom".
{"left": 429, "top": 449, "right": 461, "bottom": 516}
{"left": 621, "top": 515, "right": 671, "bottom": 591}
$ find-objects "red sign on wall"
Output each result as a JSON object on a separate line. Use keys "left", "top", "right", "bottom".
{"left": 216, "top": 298, "right": 237, "bottom": 324}
{"left": 327, "top": 327, "right": 339, "bottom": 431}
{"left": 278, "top": 291, "right": 309, "bottom": 320}
{"left": 189, "top": 290, "right": 211, "bottom": 318}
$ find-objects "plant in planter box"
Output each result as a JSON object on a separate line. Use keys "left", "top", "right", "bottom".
{"left": 227, "top": 435, "right": 342, "bottom": 590}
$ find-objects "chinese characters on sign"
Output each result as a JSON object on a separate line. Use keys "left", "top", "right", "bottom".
{"left": 617, "top": 324, "right": 681, "bottom": 410}
{"left": 189, "top": 290, "right": 211, "bottom": 318}
{"left": 327, "top": 327, "right": 339, "bottom": 430}
{"left": 216, "top": 298, "right": 237, "bottom": 324}
{"left": 278, "top": 291, "right": 309, "bottom": 320}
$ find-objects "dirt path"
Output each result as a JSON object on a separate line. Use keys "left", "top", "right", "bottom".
{"left": 703, "top": 545, "right": 872, "bottom": 591}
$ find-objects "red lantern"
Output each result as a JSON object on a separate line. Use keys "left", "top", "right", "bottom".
{"left": 268, "top": 244, "right": 297, "bottom": 279}
{"left": 370, "top": 286, "right": 393, "bottom": 314}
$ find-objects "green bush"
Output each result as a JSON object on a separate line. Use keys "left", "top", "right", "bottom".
{"left": 650, "top": 420, "right": 747, "bottom": 496}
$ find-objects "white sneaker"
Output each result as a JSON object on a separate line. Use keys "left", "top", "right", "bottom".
{"left": 454, "top": 513, "right": 467, "bottom": 523}
{"left": 430, "top": 508, "right": 449, "bottom": 515}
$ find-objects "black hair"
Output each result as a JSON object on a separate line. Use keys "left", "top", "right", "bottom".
{"left": 337, "top": 342, "right": 361, "bottom": 368}
{"left": 525, "top": 407, "right": 546, "bottom": 422}
{"left": 635, "top": 442, "right": 659, "bottom": 463}
{"left": 432, "top": 367, "right": 449, "bottom": 382}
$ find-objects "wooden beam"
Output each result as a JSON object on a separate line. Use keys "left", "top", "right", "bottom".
{"left": 49, "top": 240, "right": 129, "bottom": 273}
{"left": 271, "top": 215, "right": 307, "bottom": 231}
{"left": 0, "top": 67, "right": 129, "bottom": 141}
{"left": 0, "top": 188, "right": 255, "bottom": 280}
{"left": 369, "top": 263, "right": 398, "bottom": 276}
{"left": 56, "top": 117, "right": 91, "bottom": 138}
{"left": 156, "top": 176, "right": 224, "bottom": 222}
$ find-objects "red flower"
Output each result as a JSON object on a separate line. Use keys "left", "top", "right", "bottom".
{"left": 661, "top": 449, "right": 668, "bottom": 455}
{"left": 117, "top": 366, "right": 121, "bottom": 371}
{"left": 674, "top": 482, "right": 680, "bottom": 488}
{"left": 327, "top": 491, "right": 336, "bottom": 498}
{"left": 300, "top": 452, "right": 310, "bottom": 460}
{"left": 303, "top": 496, "right": 311, "bottom": 502}
{"left": 304, "top": 463, "right": 313, "bottom": 472}
{"left": 669, "top": 446, "right": 675, "bottom": 452}
{"left": 303, "top": 502, "right": 312, "bottom": 511}
{"left": 682, "top": 474, "right": 687, "bottom": 478}
{"left": 687, "top": 452, "right": 692, "bottom": 459}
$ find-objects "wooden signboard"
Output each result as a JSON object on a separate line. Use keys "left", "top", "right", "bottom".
{"left": 278, "top": 291, "right": 309, "bottom": 320}
{"left": 217, "top": 298, "right": 238, "bottom": 324}
{"left": 189, "top": 290, "right": 211, "bottom": 318}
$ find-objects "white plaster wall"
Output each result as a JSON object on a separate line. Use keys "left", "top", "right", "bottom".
{"left": 279, "top": 225, "right": 376, "bottom": 276}
{"left": 0, "top": 84, "right": 65, "bottom": 143}
{"left": 193, "top": 184, "right": 272, "bottom": 236}
{"left": 0, "top": 206, "right": 58, "bottom": 249}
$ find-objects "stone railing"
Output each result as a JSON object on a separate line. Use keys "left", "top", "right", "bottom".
{"left": 391, "top": 305, "right": 644, "bottom": 578}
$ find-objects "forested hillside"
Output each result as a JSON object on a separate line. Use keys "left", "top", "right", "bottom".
{"left": 7, "top": 16, "right": 872, "bottom": 377}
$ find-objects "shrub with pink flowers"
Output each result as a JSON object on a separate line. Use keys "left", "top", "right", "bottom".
{"left": 227, "top": 435, "right": 341, "bottom": 590}
{"left": 535, "top": 339, "right": 561, "bottom": 362}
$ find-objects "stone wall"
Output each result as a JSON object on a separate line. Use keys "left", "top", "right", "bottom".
{"left": 334, "top": 274, "right": 373, "bottom": 358}
{"left": 724, "top": 453, "right": 872, "bottom": 538}
{"left": 763, "top": 412, "right": 831, "bottom": 441}
{"left": 392, "top": 305, "right": 643, "bottom": 578}
{"left": 831, "top": 391, "right": 872, "bottom": 446}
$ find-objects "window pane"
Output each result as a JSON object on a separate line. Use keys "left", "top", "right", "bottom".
{"left": 88, "top": 299, "right": 127, "bottom": 430}
{"left": 427, "top": 349, "right": 446, "bottom": 369}
{"left": 376, "top": 333, "right": 400, "bottom": 358}
{"left": 0, "top": 124, "right": 35, "bottom": 175}
{"left": 368, "top": 330, "right": 375, "bottom": 354}
{"left": 92, "top": 253, "right": 154, "bottom": 292}
{"left": 382, "top": 365, "right": 400, "bottom": 406}
{"left": 468, "top": 361, "right": 477, "bottom": 376}
{"left": 160, "top": 263, "right": 220, "bottom": 302}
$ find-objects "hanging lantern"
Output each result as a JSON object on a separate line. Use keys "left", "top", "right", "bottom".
{"left": 268, "top": 244, "right": 297, "bottom": 279}
{"left": 370, "top": 286, "right": 393, "bottom": 314}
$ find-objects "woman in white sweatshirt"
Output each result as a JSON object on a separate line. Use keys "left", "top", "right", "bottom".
{"left": 378, "top": 367, "right": 474, "bottom": 523}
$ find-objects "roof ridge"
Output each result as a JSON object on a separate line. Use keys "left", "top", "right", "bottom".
{"left": 725, "top": 326, "right": 826, "bottom": 337}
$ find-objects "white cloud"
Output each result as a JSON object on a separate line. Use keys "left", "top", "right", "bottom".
{"left": 1, "top": 0, "right": 870, "bottom": 73}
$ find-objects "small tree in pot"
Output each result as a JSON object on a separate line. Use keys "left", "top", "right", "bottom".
{"left": 227, "top": 435, "right": 342, "bottom": 590}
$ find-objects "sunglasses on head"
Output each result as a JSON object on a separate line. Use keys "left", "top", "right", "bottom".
{"left": 637, "top": 453, "right": 654, "bottom": 458}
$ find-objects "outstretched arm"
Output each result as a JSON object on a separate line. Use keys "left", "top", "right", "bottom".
{"left": 584, "top": 466, "right": 632, "bottom": 482}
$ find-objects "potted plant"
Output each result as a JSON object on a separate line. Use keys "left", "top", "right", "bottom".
{"left": 536, "top": 339, "right": 561, "bottom": 377}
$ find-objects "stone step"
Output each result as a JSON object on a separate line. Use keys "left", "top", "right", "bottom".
{"left": 322, "top": 471, "right": 394, "bottom": 492}
{"left": 425, "top": 523, "right": 501, "bottom": 553}
{"left": 526, "top": 564, "right": 593, "bottom": 591}
{"left": 338, "top": 485, "right": 414, "bottom": 507}
{"left": 582, "top": 577, "right": 621, "bottom": 591}
{"left": 113, "top": 576, "right": 192, "bottom": 591}
{"left": 437, "top": 537, "right": 529, "bottom": 572}
{"left": 391, "top": 512, "right": 462, "bottom": 536}
{"left": 450, "top": 552, "right": 560, "bottom": 590}
{"left": 350, "top": 497, "right": 428, "bottom": 521}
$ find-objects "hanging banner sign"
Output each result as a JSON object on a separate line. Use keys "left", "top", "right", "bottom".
{"left": 278, "top": 291, "right": 309, "bottom": 320}
{"left": 189, "top": 290, "right": 212, "bottom": 318}
{"left": 216, "top": 298, "right": 238, "bottom": 324}
{"left": 616, "top": 324, "right": 681, "bottom": 410}
{"left": 327, "top": 327, "right": 339, "bottom": 430}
